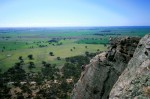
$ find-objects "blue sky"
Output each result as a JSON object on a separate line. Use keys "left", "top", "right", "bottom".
{"left": 0, "top": 0, "right": 150, "bottom": 27}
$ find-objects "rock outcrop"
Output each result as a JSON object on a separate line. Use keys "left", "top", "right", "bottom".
{"left": 71, "top": 37, "right": 140, "bottom": 99}
{"left": 109, "top": 34, "right": 150, "bottom": 98}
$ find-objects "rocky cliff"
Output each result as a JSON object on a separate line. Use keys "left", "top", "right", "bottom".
{"left": 71, "top": 36, "right": 143, "bottom": 99}
{"left": 109, "top": 34, "right": 150, "bottom": 98}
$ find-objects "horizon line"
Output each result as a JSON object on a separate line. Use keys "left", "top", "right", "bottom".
{"left": 0, "top": 25, "right": 150, "bottom": 28}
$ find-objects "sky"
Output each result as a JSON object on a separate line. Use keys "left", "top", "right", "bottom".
{"left": 0, "top": 0, "right": 150, "bottom": 27}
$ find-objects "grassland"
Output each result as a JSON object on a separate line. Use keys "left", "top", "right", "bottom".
{"left": 0, "top": 40, "right": 106, "bottom": 72}
{"left": 0, "top": 27, "right": 150, "bottom": 72}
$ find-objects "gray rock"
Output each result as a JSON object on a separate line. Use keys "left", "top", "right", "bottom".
{"left": 71, "top": 37, "right": 140, "bottom": 99}
{"left": 110, "top": 34, "right": 150, "bottom": 99}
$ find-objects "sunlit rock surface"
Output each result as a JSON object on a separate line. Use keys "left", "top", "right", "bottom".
{"left": 71, "top": 36, "right": 141, "bottom": 99}
{"left": 110, "top": 34, "right": 150, "bottom": 99}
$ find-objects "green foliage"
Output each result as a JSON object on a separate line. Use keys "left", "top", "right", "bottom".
{"left": 77, "top": 38, "right": 109, "bottom": 44}
{"left": 65, "top": 55, "right": 90, "bottom": 66}
{"left": 62, "top": 63, "right": 78, "bottom": 78}
{"left": 3, "top": 65, "right": 26, "bottom": 81}
{"left": 63, "top": 55, "right": 91, "bottom": 82}
{"left": 28, "top": 62, "right": 35, "bottom": 69}
{"left": 49, "top": 52, "right": 54, "bottom": 56}
{"left": 41, "top": 61, "right": 46, "bottom": 66}
{"left": 28, "top": 54, "right": 33, "bottom": 60}
{"left": 18, "top": 56, "right": 23, "bottom": 61}
{"left": 41, "top": 64, "right": 59, "bottom": 80}
{"left": 57, "top": 57, "right": 61, "bottom": 60}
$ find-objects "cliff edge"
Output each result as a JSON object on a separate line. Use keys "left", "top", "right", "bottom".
{"left": 71, "top": 36, "right": 141, "bottom": 99}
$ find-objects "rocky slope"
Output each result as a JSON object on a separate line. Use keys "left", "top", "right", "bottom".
{"left": 71, "top": 36, "right": 141, "bottom": 99}
{"left": 109, "top": 34, "right": 150, "bottom": 98}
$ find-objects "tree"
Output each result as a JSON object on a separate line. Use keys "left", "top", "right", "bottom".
{"left": 57, "top": 57, "right": 61, "bottom": 60}
{"left": 0, "top": 69, "right": 2, "bottom": 74}
{"left": 104, "top": 44, "right": 107, "bottom": 47}
{"left": 60, "top": 42, "right": 63, "bottom": 45}
{"left": 3, "top": 46, "right": 5, "bottom": 49}
{"left": 28, "top": 54, "right": 33, "bottom": 60}
{"left": 20, "top": 60, "right": 24, "bottom": 65}
{"left": 15, "top": 62, "right": 21, "bottom": 67}
{"left": 85, "top": 51, "right": 89, "bottom": 56}
{"left": 49, "top": 52, "right": 54, "bottom": 56}
{"left": 42, "top": 61, "right": 47, "bottom": 66}
{"left": 70, "top": 49, "right": 73, "bottom": 51}
{"left": 28, "top": 62, "right": 35, "bottom": 70}
{"left": 41, "top": 64, "right": 59, "bottom": 80}
{"left": 45, "top": 63, "right": 51, "bottom": 67}
{"left": 73, "top": 47, "right": 76, "bottom": 49}
{"left": 85, "top": 46, "right": 87, "bottom": 48}
{"left": 18, "top": 56, "right": 23, "bottom": 61}
{"left": 5, "top": 64, "right": 26, "bottom": 81}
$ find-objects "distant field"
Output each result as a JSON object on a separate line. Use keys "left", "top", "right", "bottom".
{"left": 0, "top": 26, "right": 150, "bottom": 72}
{"left": 0, "top": 40, "right": 106, "bottom": 72}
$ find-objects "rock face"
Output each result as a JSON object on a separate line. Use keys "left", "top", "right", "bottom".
{"left": 71, "top": 37, "right": 140, "bottom": 99}
{"left": 109, "top": 34, "right": 150, "bottom": 98}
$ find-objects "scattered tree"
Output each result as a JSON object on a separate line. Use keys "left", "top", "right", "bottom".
{"left": 18, "top": 56, "right": 23, "bottom": 61}
{"left": 42, "top": 61, "right": 47, "bottom": 66}
{"left": 28, "top": 62, "right": 35, "bottom": 69}
{"left": 28, "top": 54, "right": 33, "bottom": 60}
{"left": 85, "top": 51, "right": 89, "bottom": 56}
{"left": 49, "top": 52, "right": 54, "bottom": 56}
{"left": 57, "top": 57, "right": 61, "bottom": 60}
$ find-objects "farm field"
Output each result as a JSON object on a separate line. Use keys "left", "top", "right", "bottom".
{"left": 0, "top": 26, "right": 150, "bottom": 72}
